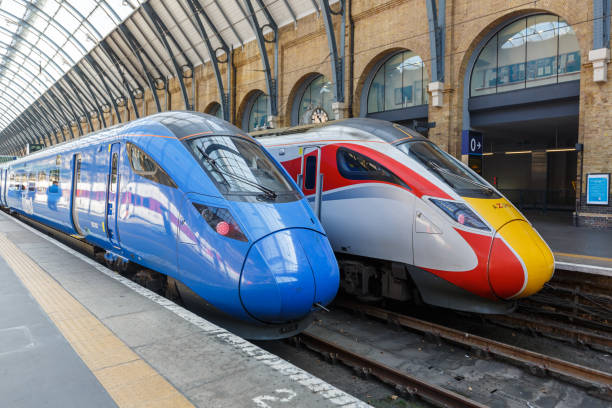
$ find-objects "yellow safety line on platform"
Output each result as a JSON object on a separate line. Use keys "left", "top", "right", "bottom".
{"left": 554, "top": 252, "right": 612, "bottom": 263}
{"left": 0, "top": 233, "right": 194, "bottom": 408}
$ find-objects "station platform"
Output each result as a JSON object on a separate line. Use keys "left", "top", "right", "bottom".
{"left": 527, "top": 211, "right": 612, "bottom": 277}
{"left": 0, "top": 211, "right": 368, "bottom": 408}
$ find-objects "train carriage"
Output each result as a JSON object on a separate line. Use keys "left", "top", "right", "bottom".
{"left": 0, "top": 112, "right": 340, "bottom": 339}
{"left": 257, "top": 118, "right": 555, "bottom": 314}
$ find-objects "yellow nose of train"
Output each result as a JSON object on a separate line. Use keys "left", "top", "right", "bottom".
{"left": 464, "top": 197, "right": 555, "bottom": 300}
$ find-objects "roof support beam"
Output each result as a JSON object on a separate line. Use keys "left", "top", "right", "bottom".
{"left": 64, "top": 76, "right": 94, "bottom": 131}
{"left": 22, "top": 109, "right": 48, "bottom": 145}
{"left": 319, "top": 0, "right": 345, "bottom": 103}
{"left": 101, "top": 40, "right": 140, "bottom": 119}
{"left": 242, "top": 0, "right": 279, "bottom": 117}
{"left": 86, "top": 55, "right": 123, "bottom": 123}
{"left": 119, "top": 23, "right": 163, "bottom": 113}
{"left": 186, "top": 0, "right": 232, "bottom": 120}
{"left": 55, "top": 83, "right": 83, "bottom": 136}
{"left": 426, "top": 0, "right": 446, "bottom": 82}
{"left": 74, "top": 65, "right": 108, "bottom": 128}
{"left": 13, "top": 116, "right": 37, "bottom": 146}
{"left": 142, "top": 3, "right": 193, "bottom": 110}
{"left": 593, "top": 0, "right": 611, "bottom": 49}
{"left": 2, "top": 116, "right": 36, "bottom": 148}
{"left": 47, "top": 91, "right": 73, "bottom": 141}
{"left": 214, "top": 1, "right": 244, "bottom": 46}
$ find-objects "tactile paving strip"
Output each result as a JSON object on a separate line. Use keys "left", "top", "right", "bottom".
{"left": 0, "top": 232, "right": 194, "bottom": 408}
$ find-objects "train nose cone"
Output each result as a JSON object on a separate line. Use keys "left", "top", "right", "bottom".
{"left": 488, "top": 220, "right": 555, "bottom": 299}
{"left": 239, "top": 229, "right": 338, "bottom": 323}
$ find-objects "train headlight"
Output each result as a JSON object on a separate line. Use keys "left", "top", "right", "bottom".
{"left": 429, "top": 199, "right": 490, "bottom": 231}
{"left": 192, "top": 203, "right": 248, "bottom": 242}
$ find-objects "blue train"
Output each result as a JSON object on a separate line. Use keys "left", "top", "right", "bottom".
{"left": 0, "top": 112, "right": 339, "bottom": 339}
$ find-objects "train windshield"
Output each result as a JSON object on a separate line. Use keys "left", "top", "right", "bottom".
{"left": 396, "top": 141, "right": 500, "bottom": 198}
{"left": 187, "top": 135, "right": 301, "bottom": 202}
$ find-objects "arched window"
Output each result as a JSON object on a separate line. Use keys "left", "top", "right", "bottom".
{"left": 367, "top": 51, "right": 428, "bottom": 114}
{"left": 244, "top": 92, "right": 270, "bottom": 131}
{"left": 470, "top": 14, "right": 580, "bottom": 97}
{"left": 207, "top": 102, "right": 223, "bottom": 119}
{"left": 297, "top": 75, "right": 333, "bottom": 125}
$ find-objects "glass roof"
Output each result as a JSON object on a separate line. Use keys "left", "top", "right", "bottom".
{"left": 0, "top": 0, "right": 144, "bottom": 130}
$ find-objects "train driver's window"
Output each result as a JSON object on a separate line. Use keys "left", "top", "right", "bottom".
{"left": 336, "top": 148, "right": 407, "bottom": 188}
{"left": 126, "top": 143, "right": 177, "bottom": 188}
{"left": 304, "top": 156, "right": 317, "bottom": 190}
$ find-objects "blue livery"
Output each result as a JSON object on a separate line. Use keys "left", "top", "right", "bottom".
{"left": 0, "top": 112, "right": 339, "bottom": 339}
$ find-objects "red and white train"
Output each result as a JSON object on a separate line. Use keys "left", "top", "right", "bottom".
{"left": 257, "top": 118, "right": 555, "bottom": 313}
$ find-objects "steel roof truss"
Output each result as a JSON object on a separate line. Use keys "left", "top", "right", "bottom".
{"left": 73, "top": 65, "right": 108, "bottom": 128}
{"left": 186, "top": 0, "right": 232, "bottom": 120}
{"left": 142, "top": 2, "right": 193, "bottom": 110}
{"left": 55, "top": 82, "right": 84, "bottom": 136}
{"left": 119, "top": 22, "right": 163, "bottom": 112}
{"left": 85, "top": 55, "right": 123, "bottom": 123}
{"left": 320, "top": 0, "right": 345, "bottom": 103}
{"left": 242, "top": 0, "right": 279, "bottom": 117}
{"left": 101, "top": 40, "right": 140, "bottom": 119}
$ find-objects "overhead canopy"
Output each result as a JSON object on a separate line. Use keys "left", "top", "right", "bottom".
{"left": 0, "top": 0, "right": 325, "bottom": 153}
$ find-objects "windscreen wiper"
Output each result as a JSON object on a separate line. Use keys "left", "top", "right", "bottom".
{"left": 430, "top": 162, "right": 495, "bottom": 195}
{"left": 196, "top": 146, "right": 277, "bottom": 200}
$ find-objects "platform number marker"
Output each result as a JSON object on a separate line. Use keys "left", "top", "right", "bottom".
{"left": 461, "top": 130, "right": 483, "bottom": 156}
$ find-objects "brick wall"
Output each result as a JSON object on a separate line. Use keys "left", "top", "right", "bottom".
{"left": 61, "top": 0, "right": 607, "bottom": 227}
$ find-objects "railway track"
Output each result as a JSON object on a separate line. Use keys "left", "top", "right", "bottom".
{"left": 297, "top": 332, "right": 487, "bottom": 408}
{"left": 13, "top": 211, "right": 612, "bottom": 405}
{"left": 335, "top": 299, "right": 612, "bottom": 400}
{"left": 485, "top": 312, "right": 612, "bottom": 354}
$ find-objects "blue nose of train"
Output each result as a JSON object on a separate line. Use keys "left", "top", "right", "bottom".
{"left": 239, "top": 228, "right": 339, "bottom": 323}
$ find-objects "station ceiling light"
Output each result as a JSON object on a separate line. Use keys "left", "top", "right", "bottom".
{"left": 505, "top": 150, "right": 533, "bottom": 155}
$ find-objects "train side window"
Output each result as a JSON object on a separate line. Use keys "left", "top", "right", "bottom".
{"left": 28, "top": 173, "right": 36, "bottom": 192}
{"left": 49, "top": 169, "right": 60, "bottom": 193}
{"left": 37, "top": 171, "right": 47, "bottom": 193}
{"left": 110, "top": 153, "right": 118, "bottom": 193}
{"left": 336, "top": 148, "right": 407, "bottom": 188}
{"left": 126, "top": 143, "right": 177, "bottom": 188}
{"left": 304, "top": 156, "right": 317, "bottom": 190}
{"left": 8, "top": 172, "right": 15, "bottom": 190}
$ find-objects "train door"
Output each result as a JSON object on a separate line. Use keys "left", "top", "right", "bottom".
{"left": 0, "top": 169, "right": 5, "bottom": 206}
{"left": 70, "top": 153, "right": 85, "bottom": 236}
{"left": 105, "top": 143, "right": 121, "bottom": 248}
{"left": 297, "top": 145, "right": 323, "bottom": 218}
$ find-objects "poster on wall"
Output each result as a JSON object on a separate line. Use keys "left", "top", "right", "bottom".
{"left": 586, "top": 173, "right": 610, "bottom": 205}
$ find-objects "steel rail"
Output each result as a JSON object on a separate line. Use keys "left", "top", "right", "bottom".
{"left": 298, "top": 331, "right": 486, "bottom": 408}
{"left": 336, "top": 300, "right": 612, "bottom": 398}
{"left": 486, "top": 312, "right": 612, "bottom": 353}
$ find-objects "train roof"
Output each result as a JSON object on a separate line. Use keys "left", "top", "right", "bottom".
{"left": 252, "top": 117, "right": 428, "bottom": 144}
{"left": 5, "top": 111, "right": 244, "bottom": 166}
{"left": 155, "top": 111, "right": 245, "bottom": 139}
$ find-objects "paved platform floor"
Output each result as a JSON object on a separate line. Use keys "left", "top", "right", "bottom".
{"left": 0, "top": 211, "right": 368, "bottom": 408}
{"left": 527, "top": 211, "right": 612, "bottom": 276}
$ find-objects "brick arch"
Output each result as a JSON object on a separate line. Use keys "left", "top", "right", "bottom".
{"left": 204, "top": 101, "right": 221, "bottom": 114}
{"left": 456, "top": 7, "right": 587, "bottom": 132}
{"left": 354, "top": 47, "right": 431, "bottom": 117}
{"left": 236, "top": 89, "right": 264, "bottom": 131}
{"left": 285, "top": 72, "right": 327, "bottom": 126}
